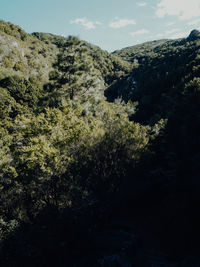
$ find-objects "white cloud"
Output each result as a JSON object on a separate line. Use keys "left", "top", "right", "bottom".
{"left": 188, "top": 18, "right": 200, "bottom": 25}
{"left": 95, "top": 21, "right": 102, "bottom": 25}
{"left": 165, "top": 28, "right": 180, "bottom": 35}
{"left": 155, "top": 33, "right": 164, "bottom": 38}
{"left": 156, "top": 0, "right": 200, "bottom": 20}
{"left": 70, "top": 18, "right": 101, "bottom": 29}
{"left": 166, "top": 22, "right": 175, "bottom": 26}
{"left": 137, "top": 2, "right": 147, "bottom": 7}
{"left": 130, "top": 29, "right": 149, "bottom": 37}
{"left": 109, "top": 18, "right": 136, "bottom": 28}
{"left": 170, "top": 31, "right": 188, "bottom": 39}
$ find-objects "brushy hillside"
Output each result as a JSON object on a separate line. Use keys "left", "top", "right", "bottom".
{"left": 107, "top": 29, "right": 200, "bottom": 124}
{"left": 113, "top": 39, "right": 169, "bottom": 63}
{"left": 1, "top": 20, "right": 200, "bottom": 266}
{"left": 0, "top": 19, "right": 131, "bottom": 112}
{"left": 0, "top": 20, "right": 58, "bottom": 82}
{"left": 0, "top": 21, "right": 149, "bottom": 266}
{"left": 110, "top": 29, "right": 200, "bottom": 260}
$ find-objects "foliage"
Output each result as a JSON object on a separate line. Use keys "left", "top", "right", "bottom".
{"left": 0, "top": 75, "right": 42, "bottom": 109}
{"left": 52, "top": 36, "right": 96, "bottom": 101}
{"left": 1, "top": 20, "right": 200, "bottom": 265}
{"left": 110, "top": 30, "right": 200, "bottom": 125}
{"left": 0, "top": 20, "right": 27, "bottom": 41}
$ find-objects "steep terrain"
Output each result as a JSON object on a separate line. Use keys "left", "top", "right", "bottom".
{"left": 1, "top": 20, "right": 200, "bottom": 266}
{"left": 108, "top": 29, "right": 200, "bottom": 124}
{"left": 111, "top": 29, "right": 200, "bottom": 262}
{"left": 0, "top": 20, "right": 131, "bottom": 113}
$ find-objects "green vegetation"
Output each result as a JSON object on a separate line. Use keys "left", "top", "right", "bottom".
{"left": 1, "top": 20, "right": 200, "bottom": 265}
{"left": 110, "top": 30, "right": 200, "bottom": 124}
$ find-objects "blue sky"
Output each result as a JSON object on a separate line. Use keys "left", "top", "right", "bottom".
{"left": 1, "top": 0, "right": 200, "bottom": 51}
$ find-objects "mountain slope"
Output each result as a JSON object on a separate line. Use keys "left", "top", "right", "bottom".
{"left": 113, "top": 39, "right": 169, "bottom": 63}
{"left": 0, "top": 19, "right": 132, "bottom": 114}
{"left": 106, "top": 29, "right": 200, "bottom": 124}
{"left": 1, "top": 20, "right": 200, "bottom": 266}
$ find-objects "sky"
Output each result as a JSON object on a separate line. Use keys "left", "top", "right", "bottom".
{"left": 1, "top": 0, "right": 200, "bottom": 52}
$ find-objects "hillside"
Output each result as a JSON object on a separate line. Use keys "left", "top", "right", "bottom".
{"left": 107, "top": 29, "right": 200, "bottom": 124}
{"left": 111, "top": 29, "right": 200, "bottom": 261}
{"left": 113, "top": 39, "right": 169, "bottom": 62}
{"left": 1, "top": 20, "right": 200, "bottom": 266}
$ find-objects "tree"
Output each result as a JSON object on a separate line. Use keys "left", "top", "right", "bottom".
{"left": 56, "top": 36, "right": 96, "bottom": 101}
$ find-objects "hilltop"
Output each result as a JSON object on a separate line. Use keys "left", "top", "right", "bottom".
{"left": 107, "top": 29, "right": 200, "bottom": 123}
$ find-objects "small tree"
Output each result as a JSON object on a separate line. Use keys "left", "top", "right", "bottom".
{"left": 57, "top": 36, "right": 96, "bottom": 100}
